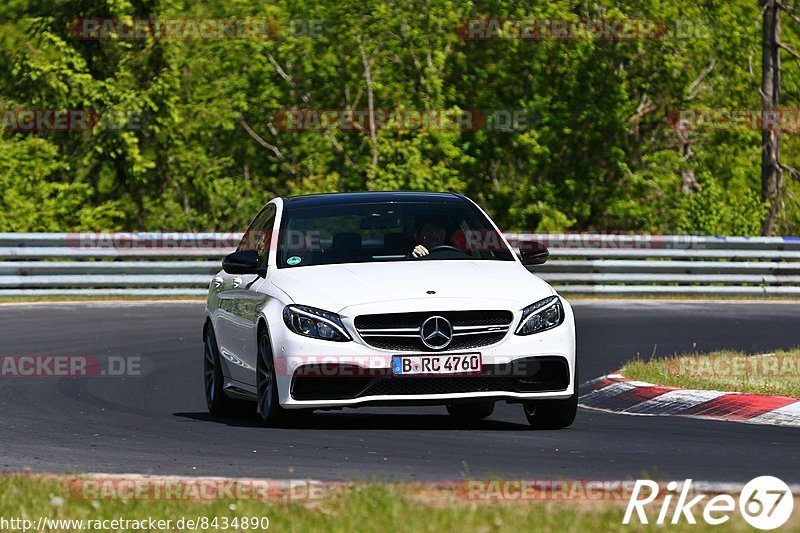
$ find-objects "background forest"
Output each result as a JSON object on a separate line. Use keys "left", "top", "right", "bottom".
{"left": 1, "top": 0, "right": 799, "bottom": 235}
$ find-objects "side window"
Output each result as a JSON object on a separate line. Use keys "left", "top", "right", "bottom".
{"left": 237, "top": 203, "right": 277, "bottom": 264}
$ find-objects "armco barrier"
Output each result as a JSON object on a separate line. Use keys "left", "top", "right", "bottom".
{"left": 0, "top": 233, "right": 799, "bottom": 297}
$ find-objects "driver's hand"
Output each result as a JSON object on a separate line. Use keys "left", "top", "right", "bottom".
{"left": 412, "top": 245, "right": 429, "bottom": 258}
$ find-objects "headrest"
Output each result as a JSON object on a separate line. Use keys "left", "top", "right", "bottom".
{"left": 331, "top": 232, "right": 362, "bottom": 251}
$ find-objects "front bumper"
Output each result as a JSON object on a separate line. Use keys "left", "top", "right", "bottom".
{"left": 268, "top": 298, "right": 576, "bottom": 409}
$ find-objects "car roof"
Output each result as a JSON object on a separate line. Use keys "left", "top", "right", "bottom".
{"left": 282, "top": 191, "right": 466, "bottom": 209}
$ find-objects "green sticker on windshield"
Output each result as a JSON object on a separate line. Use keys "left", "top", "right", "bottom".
{"left": 287, "top": 256, "right": 302, "bottom": 266}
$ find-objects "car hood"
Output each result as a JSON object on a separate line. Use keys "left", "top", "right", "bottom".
{"left": 269, "top": 260, "right": 555, "bottom": 313}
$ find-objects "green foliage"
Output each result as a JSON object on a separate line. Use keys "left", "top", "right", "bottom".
{"left": 0, "top": 136, "right": 126, "bottom": 230}
{"left": 0, "top": 0, "right": 797, "bottom": 234}
{"left": 678, "top": 176, "right": 766, "bottom": 236}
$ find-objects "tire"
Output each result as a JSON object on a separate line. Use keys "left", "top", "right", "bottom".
{"left": 256, "top": 327, "right": 293, "bottom": 427}
{"left": 446, "top": 400, "right": 495, "bottom": 421}
{"left": 204, "top": 326, "right": 241, "bottom": 417}
{"left": 522, "top": 363, "right": 578, "bottom": 430}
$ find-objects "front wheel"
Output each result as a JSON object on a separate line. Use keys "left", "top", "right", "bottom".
{"left": 256, "top": 330, "right": 314, "bottom": 427}
{"left": 256, "top": 329, "right": 288, "bottom": 426}
{"left": 522, "top": 364, "right": 578, "bottom": 430}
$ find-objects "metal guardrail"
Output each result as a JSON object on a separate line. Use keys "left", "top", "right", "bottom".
{"left": 1, "top": 233, "right": 800, "bottom": 297}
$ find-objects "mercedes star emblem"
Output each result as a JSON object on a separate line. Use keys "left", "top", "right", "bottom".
{"left": 419, "top": 315, "right": 453, "bottom": 350}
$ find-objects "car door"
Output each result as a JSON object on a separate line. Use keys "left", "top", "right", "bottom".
{"left": 215, "top": 203, "right": 276, "bottom": 385}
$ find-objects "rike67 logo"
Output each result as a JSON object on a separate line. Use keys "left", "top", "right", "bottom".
{"left": 624, "top": 477, "right": 794, "bottom": 530}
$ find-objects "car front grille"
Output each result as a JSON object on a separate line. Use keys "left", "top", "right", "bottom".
{"left": 290, "top": 356, "right": 570, "bottom": 401}
{"left": 353, "top": 310, "right": 513, "bottom": 352}
{"left": 362, "top": 376, "right": 516, "bottom": 396}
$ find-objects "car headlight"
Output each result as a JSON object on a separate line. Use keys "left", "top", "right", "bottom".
{"left": 515, "top": 296, "right": 564, "bottom": 335}
{"left": 282, "top": 305, "right": 352, "bottom": 342}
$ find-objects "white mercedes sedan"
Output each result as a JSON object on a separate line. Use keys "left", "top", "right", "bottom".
{"left": 203, "top": 192, "right": 577, "bottom": 429}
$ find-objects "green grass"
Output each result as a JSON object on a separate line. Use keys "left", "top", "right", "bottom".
{"left": 0, "top": 475, "right": 787, "bottom": 532}
{"left": 622, "top": 349, "right": 800, "bottom": 398}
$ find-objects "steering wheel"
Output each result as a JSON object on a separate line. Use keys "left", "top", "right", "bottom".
{"left": 428, "top": 245, "right": 467, "bottom": 254}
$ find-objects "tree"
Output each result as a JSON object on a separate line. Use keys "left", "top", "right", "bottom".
{"left": 761, "top": 0, "right": 782, "bottom": 235}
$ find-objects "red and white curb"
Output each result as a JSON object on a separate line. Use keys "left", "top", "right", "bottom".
{"left": 579, "top": 373, "right": 800, "bottom": 427}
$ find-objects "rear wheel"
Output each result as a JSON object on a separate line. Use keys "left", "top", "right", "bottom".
{"left": 522, "top": 364, "right": 578, "bottom": 430}
{"left": 204, "top": 326, "right": 240, "bottom": 417}
{"left": 446, "top": 400, "right": 495, "bottom": 421}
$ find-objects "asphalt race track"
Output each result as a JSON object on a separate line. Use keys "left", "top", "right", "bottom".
{"left": 1, "top": 301, "right": 799, "bottom": 482}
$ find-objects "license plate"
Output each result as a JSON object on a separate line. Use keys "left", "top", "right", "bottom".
{"left": 392, "top": 353, "right": 482, "bottom": 376}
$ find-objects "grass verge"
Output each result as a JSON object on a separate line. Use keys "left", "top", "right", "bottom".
{"left": 622, "top": 349, "right": 800, "bottom": 397}
{"left": 0, "top": 475, "right": 793, "bottom": 532}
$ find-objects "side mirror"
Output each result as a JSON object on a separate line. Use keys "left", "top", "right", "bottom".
{"left": 520, "top": 241, "right": 549, "bottom": 266}
{"left": 222, "top": 250, "right": 265, "bottom": 276}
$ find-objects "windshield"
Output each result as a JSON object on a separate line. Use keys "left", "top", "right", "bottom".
{"left": 277, "top": 200, "right": 514, "bottom": 268}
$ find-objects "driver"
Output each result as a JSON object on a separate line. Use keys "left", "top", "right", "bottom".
{"left": 411, "top": 219, "right": 447, "bottom": 258}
